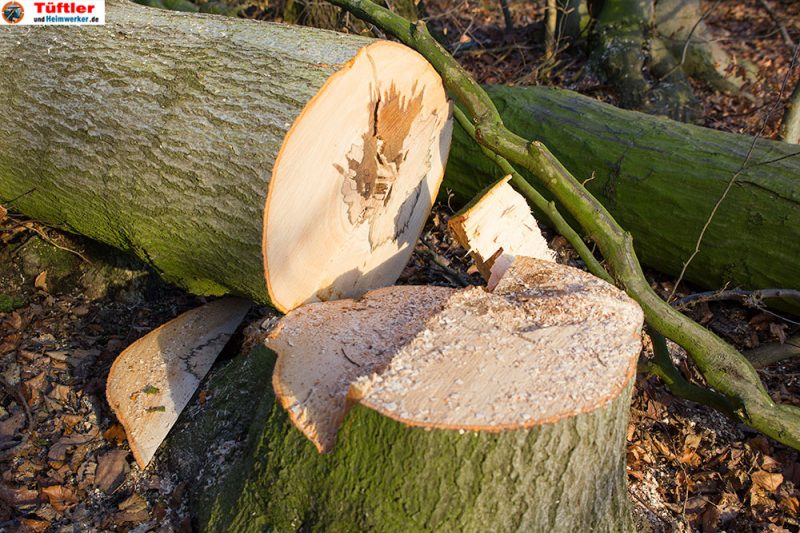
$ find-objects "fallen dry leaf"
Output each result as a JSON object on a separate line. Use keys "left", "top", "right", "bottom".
{"left": 20, "top": 518, "right": 50, "bottom": 532}
{"left": 779, "top": 495, "right": 799, "bottom": 517}
{"left": 753, "top": 470, "right": 784, "bottom": 492}
{"left": 0, "top": 485, "right": 40, "bottom": 508}
{"left": 102, "top": 424, "right": 127, "bottom": 445}
{"left": 95, "top": 449, "right": 130, "bottom": 493}
{"left": 40, "top": 485, "right": 77, "bottom": 513}
{"left": 34, "top": 271, "right": 48, "bottom": 293}
{"left": 701, "top": 502, "right": 721, "bottom": 532}
{"left": 770, "top": 322, "right": 789, "bottom": 344}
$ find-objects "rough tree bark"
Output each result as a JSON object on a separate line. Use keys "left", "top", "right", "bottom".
{"left": 0, "top": 0, "right": 452, "bottom": 313}
{"left": 179, "top": 256, "right": 643, "bottom": 531}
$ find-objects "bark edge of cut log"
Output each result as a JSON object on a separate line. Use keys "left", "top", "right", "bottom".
{"left": 199, "top": 256, "right": 643, "bottom": 530}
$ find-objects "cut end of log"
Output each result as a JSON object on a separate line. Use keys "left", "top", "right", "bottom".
{"left": 268, "top": 285, "right": 455, "bottom": 452}
{"left": 267, "top": 256, "right": 643, "bottom": 453}
{"left": 448, "top": 176, "right": 555, "bottom": 290}
{"left": 106, "top": 298, "right": 251, "bottom": 468}
{"left": 263, "top": 41, "right": 453, "bottom": 313}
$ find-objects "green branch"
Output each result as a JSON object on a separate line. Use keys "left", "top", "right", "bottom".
{"left": 643, "top": 329, "right": 737, "bottom": 417}
{"left": 325, "top": 0, "right": 800, "bottom": 450}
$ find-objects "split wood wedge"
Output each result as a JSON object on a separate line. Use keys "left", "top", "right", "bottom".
{"left": 107, "top": 297, "right": 251, "bottom": 468}
{"left": 448, "top": 175, "right": 555, "bottom": 289}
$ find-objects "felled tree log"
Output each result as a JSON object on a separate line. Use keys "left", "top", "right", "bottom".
{"left": 0, "top": 0, "right": 452, "bottom": 313}
{"left": 196, "top": 256, "right": 643, "bottom": 531}
{"left": 2, "top": 4, "right": 798, "bottom": 301}
{"left": 446, "top": 85, "right": 800, "bottom": 296}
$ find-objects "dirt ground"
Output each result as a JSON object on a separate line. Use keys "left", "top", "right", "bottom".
{"left": 2, "top": 0, "right": 800, "bottom": 532}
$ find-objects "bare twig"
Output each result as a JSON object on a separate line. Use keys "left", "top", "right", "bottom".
{"left": 672, "top": 288, "right": 800, "bottom": 311}
{"left": 747, "top": 335, "right": 800, "bottom": 369}
{"left": 22, "top": 222, "right": 91, "bottom": 264}
{"left": 757, "top": 0, "right": 795, "bottom": 47}
{"left": 418, "top": 236, "right": 473, "bottom": 287}
{"left": 545, "top": 0, "right": 557, "bottom": 61}
{"left": 499, "top": 0, "right": 513, "bottom": 31}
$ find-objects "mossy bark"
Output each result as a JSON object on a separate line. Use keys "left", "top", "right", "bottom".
{"left": 0, "top": 0, "right": 370, "bottom": 305}
{"left": 177, "top": 346, "right": 635, "bottom": 532}
{"left": 445, "top": 85, "right": 800, "bottom": 298}
{"left": 590, "top": 0, "right": 701, "bottom": 120}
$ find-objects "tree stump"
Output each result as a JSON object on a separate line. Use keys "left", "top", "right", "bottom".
{"left": 196, "top": 256, "right": 643, "bottom": 531}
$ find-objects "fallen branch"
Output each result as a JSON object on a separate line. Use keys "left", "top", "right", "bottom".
{"left": 325, "top": 0, "right": 800, "bottom": 449}
{"left": 757, "top": 0, "right": 795, "bottom": 47}
{"left": 673, "top": 288, "right": 800, "bottom": 311}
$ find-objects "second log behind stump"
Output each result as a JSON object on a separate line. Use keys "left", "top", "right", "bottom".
{"left": 202, "top": 256, "right": 643, "bottom": 531}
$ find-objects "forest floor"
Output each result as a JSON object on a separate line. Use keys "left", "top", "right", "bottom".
{"left": 2, "top": 1, "right": 800, "bottom": 532}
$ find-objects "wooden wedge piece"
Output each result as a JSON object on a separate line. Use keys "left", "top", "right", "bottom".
{"left": 448, "top": 176, "right": 555, "bottom": 289}
{"left": 107, "top": 297, "right": 251, "bottom": 468}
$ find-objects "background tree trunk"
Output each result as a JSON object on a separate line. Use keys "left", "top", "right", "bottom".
{"left": 590, "top": 0, "right": 701, "bottom": 120}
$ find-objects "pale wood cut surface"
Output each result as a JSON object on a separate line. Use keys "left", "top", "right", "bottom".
{"left": 107, "top": 298, "right": 251, "bottom": 467}
{"left": 448, "top": 176, "right": 554, "bottom": 290}
{"left": 267, "top": 285, "right": 454, "bottom": 452}
{"left": 268, "top": 256, "right": 643, "bottom": 453}
{"left": 264, "top": 41, "right": 453, "bottom": 312}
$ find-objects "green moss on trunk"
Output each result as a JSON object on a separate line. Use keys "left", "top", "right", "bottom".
{"left": 179, "top": 347, "right": 634, "bottom": 532}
